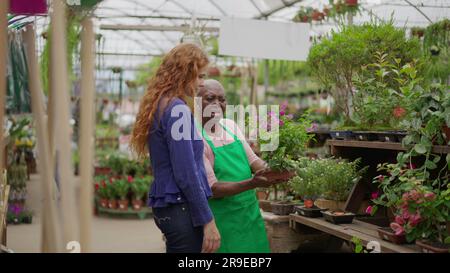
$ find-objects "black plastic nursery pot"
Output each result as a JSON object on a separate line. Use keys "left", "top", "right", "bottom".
{"left": 295, "top": 205, "right": 326, "bottom": 218}
{"left": 376, "top": 131, "right": 407, "bottom": 143}
{"left": 353, "top": 131, "right": 378, "bottom": 141}
{"left": 322, "top": 211, "right": 355, "bottom": 224}
{"left": 329, "top": 130, "right": 354, "bottom": 140}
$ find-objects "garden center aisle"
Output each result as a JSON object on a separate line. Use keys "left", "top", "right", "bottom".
{"left": 7, "top": 174, "right": 165, "bottom": 253}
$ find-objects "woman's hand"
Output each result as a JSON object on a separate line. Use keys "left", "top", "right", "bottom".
{"left": 202, "top": 219, "right": 221, "bottom": 253}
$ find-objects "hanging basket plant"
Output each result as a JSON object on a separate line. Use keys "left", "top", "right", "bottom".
{"left": 207, "top": 66, "right": 221, "bottom": 77}
{"left": 345, "top": 0, "right": 358, "bottom": 7}
{"left": 411, "top": 27, "right": 425, "bottom": 38}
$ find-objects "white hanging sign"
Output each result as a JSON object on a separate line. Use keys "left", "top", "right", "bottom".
{"left": 219, "top": 17, "right": 311, "bottom": 61}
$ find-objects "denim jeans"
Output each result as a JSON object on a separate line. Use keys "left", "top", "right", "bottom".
{"left": 153, "top": 203, "right": 204, "bottom": 253}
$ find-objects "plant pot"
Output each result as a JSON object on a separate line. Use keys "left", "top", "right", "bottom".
{"left": 329, "top": 130, "right": 354, "bottom": 140}
{"left": 295, "top": 205, "right": 325, "bottom": 218}
{"left": 304, "top": 199, "right": 314, "bottom": 208}
{"left": 132, "top": 199, "right": 143, "bottom": 211}
{"left": 416, "top": 240, "right": 450, "bottom": 253}
{"left": 118, "top": 200, "right": 129, "bottom": 211}
{"left": 377, "top": 227, "right": 407, "bottom": 245}
{"left": 271, "top": 201, "right": 295, "bottom": 216}
{"left": 100, "top": 198, "right": 108, "bottom": 208}
{"left": 376, "top": 131, "right": 406, "bottom": 143}
{"left": 345, "top": 0, "right": 358, "bottom": 6}
{"left": 256, "top": 189, "right": 269, "bottom": 200}
{"left": 259, "top": 200, "right": 272, "bottom": 212}
{"left": 95, "top": 166, "right": 111, "bottom": 176}
{"left": 263, "top": 170, "right": 296, "bottom": 183}
{"left": 442, "top": 125, "right": 450, "bottom": 144}
{"left": 353, "top": 131, "right": 377, "bottom": 141}
{"left": 108, "top": 199, "right": 117, "bottom": 210}
{"left": 322, "top": 211, "right": 355, "bottom": 224}
{"left": 22, "top": 215, "right": 33, "bottom": 224}
{"left": 314, "top": 198, "right": 346, "bottom": 211}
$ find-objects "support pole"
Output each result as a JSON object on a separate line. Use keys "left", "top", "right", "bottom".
{"left": 23, "top": 25, "right": 62, "bottom": 253}
{"left": 0, "top": 0, "right": 8, "bottom": 175}
{"left": 79, "top": 17, "right": 95, "bottom": 253}
{"left": 51, "top": 0, "right": 78, "bottom": 246}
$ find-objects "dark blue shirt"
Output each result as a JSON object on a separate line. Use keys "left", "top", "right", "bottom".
{"left": 147, "top": 98, "right": 213, "bottom": 227}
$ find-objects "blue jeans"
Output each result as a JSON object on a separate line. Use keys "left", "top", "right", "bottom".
{"left": 153, "top": 203, "right": 204, "bottom": 253}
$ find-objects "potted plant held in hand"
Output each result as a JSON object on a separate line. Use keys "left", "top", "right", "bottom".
{"left": 258, "top": 104, "right": 314, "bottom": 183}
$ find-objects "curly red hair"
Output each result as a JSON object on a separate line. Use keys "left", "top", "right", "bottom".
{"left": 130, "top": 43, "right": 209, "bottom": 158}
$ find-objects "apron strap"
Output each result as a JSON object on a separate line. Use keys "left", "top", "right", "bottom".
{"left": 201, "top": 120, "right": 239, "bottom": 150}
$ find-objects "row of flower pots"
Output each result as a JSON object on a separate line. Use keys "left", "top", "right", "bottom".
{"left": 94, "top": 175, "right": 152, "bottom": 212}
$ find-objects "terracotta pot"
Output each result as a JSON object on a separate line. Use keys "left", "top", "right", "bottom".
{"left": 314, "top": 198, "right": 346, "bottom": 211}
{"left": 132, "top": 199, "right": 143, "bottom": 211}
{"left": 118, "top": 200, "right": 129, "bottom": 211}
{"left": 345, "top": 0, "right": 358, "bottom": 6}
{"left": 95, "top": 166, "right": 111, "bottom": 176}
{"left": 256, "top": 190, "right": 269, "bottom": 200}
{"left": 263, "top": 170, "right": 296, "bottom": 183}
{"left": 304, "top": 199, "right": 314, "bottom": 208}
{"left": 416, "top": 240, "right": 450, "bottom": 253}
{"left": 259, "top": 200, "right": 272, "bottom": 212}
{"left": 108, "top": 199, "right": 117, "bottom": 210}
{"left": 100, "top": 198, "right": 108, "bottom": 208}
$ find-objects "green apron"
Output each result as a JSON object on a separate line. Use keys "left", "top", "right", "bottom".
{"left": 202, "top": 122, "right": 270, "bottom": 253}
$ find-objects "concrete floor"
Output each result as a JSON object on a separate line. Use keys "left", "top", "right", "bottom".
{"left": 6, "top": 174, "right": 165, "bottom": 253}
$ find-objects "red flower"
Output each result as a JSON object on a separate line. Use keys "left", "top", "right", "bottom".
{"left": 371, "top": 191, "right": 380, "bottom": 200}
{"left": 280, "top": 111, "right": 285, "bottom": 116}
{"left": 101, "top": 181, "right": 107, "bottom": 188}
{"left": 409, "top": 213, "right": 422, "bottom": 227}
{"left": 95, "top": 184, "right": 99, "bottom": 191}
{"left": 127, "top": 176, "right": 134, "bottom": 183}
{"left": 393, "top": 106, "right": 406, "bottom": 118}
{"left": 365, "top": 206, "right": 373, "bottom": 215}
{"left": 408, "top": 163, "right": 416, "bottom": 170}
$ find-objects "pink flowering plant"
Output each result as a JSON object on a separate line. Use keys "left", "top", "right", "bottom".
{"left": 368, "top": 163, "right": 450, "bottom": 244}
{"left": 258, "top": 102, "right": 315, "bottom": 171}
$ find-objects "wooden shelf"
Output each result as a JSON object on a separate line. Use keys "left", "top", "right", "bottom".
{"left": 289, "top": 213, "right": 420, "bottom": 253}
{"left": 327, "top": 139, "right": 450, "bottom": 154}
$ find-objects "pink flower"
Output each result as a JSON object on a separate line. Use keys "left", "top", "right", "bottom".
{"left": 395, "top": 215, "right": 405, "bottom": 225}
{"left": 279, "top": 120, "right": 284, "bottom": 126}
{"left": 390, "top": 222, "right": 405, "bottom": 236}
{"left": 424, "top": 192, "right": 435, "bottom": 200}
{"left": 365, "top": 206, "right": 373, "bottom": 215}
{"left": 402, "top": 192, "right": 410, "bottom": 201}
{"left": 409, "top": 190, "right": 420, "bottom": 201}
{"left": 402, "top": 209, "right": 411, "bottom": 220}
{"left": 371, "top": 191, "right": 380, "bottom": 200}
{"left": 408, "top": 163, "right": 416, "bottom": 170}
{"left": 280, "top": 111, "right": 285, "bottom": 116}
{"left": 409, "top": 213, "right": 422, "bottom": 227}
{"left": 393, "top": 106, "right": 406, "bottom": 118}
{"left": 127, "top": 176, "right": 134, "bottom": 183}
{"left": 280, "top": 101, "right": 288, "bottom": 112}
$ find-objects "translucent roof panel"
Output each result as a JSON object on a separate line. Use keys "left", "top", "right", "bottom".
{"left": 30, "top": 0, "right": 450, "bottom": 84}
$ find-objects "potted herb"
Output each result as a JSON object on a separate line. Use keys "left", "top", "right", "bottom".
{"left": 290, "top": 169, "right": 324, "bottom": 217}
{"left": 316, "top": 158, "right": 367, "bottom": 211}
{"left": 114, "top": 178, "right": 130, "bottom": 211}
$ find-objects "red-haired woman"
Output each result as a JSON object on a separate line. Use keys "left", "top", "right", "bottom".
{"left": 131, "top": 43, "right": 220, "bottom": 253}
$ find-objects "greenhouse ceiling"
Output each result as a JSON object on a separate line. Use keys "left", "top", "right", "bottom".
{"left": 31, "top": 0, "right": 450, "bottom": 82}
